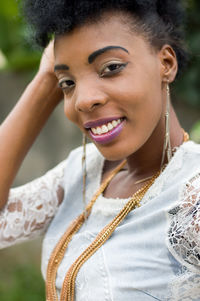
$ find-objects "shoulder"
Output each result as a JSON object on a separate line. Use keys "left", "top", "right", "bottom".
{"left": 172, "top": 140, "right": 200, "bottom": 182}
{"left": 166, "top": 141, "right": 200, "bottom": 273}
{"left": 180, "top": 141, "right": 200, "bottom": 187}
{"left": 181, "top": 140, "right": 200, "bottom": 157}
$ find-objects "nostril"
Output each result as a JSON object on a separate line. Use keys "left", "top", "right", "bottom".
{"left": 75, "top": 93, "right": 107, "bottom": 112}
{"left": 77, "top": 102, "right": 101, "bottom": 112}
{"left": 90, "top": 103, "right": 101, "bottom": 110}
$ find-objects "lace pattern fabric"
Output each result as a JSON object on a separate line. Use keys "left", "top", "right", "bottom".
{"left": 0, "top": 160, "right": 66, "bottom": 249}
{"left": 167, "top": 173, "right": 200, "bottom": 273}
{"left": 169, "top": 270, "right": 200, "bottom": 301}
{"left": 166, "top": 172, "right": 200, "bottom": 300}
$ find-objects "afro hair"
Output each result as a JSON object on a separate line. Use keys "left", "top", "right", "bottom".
{"left": 23, "top": 0, "right": 188, "bottom": 72}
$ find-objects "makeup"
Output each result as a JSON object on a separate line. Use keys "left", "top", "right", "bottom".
{"left": 88, "top": 45, "right": 129, "bottom": 64}
{"left": 88, "top": 119, "right": 125, "bottom": 144}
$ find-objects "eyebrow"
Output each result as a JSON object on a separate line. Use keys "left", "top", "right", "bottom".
{"left": 54, "top": 45, "right": 129, "bottom": 71}
{"left": 88, "top": 46, "right": 129, "bottom": 64}
{"left": 54, "top": 64, "right": 69, "bottom": 72}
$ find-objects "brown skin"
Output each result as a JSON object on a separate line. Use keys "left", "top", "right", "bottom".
{"left": 0, "top": 11, "right": 183, "bottom": 207}
{"left": 54, "top": 12, "right": 183, "bottom": 198}
{"left": 0, "top": 42, "right": 63, "bottom": 207}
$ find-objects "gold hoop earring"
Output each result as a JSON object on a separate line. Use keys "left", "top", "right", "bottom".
{"left": 161, "top": 84, "right": 172, "bottom": 169}
{"left": 82, "top": 134, "right": 87, "bottom": 219}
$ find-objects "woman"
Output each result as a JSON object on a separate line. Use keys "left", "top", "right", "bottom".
{"left": 0, "top": 0, "right": 200, "bottom": 300}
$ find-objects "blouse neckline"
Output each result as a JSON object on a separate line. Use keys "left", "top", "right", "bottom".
{"left": 95, "top": 140, "right": 192, "bottom": 203}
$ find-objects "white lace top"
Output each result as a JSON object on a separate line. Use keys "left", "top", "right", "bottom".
{"left": 0, "top": 159, "right": 66, "bottom": 248}
{"left": 0, "top": 141, "right": 200, "bottom": 300}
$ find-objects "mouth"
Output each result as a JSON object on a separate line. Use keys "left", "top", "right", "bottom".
{"left": 85, "top": 117, "right": 125, "bottom": 144}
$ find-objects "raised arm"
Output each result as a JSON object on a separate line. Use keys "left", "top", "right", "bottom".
{"left": 0, "top": 42, "right": 63, "bottom": 208}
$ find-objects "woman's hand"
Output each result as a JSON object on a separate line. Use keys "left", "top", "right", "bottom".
{"left": 36, "top": 40, "right": 63, "bottom": 103}
{"left": 38, "top": 41, "right": 56, "bottom": 76}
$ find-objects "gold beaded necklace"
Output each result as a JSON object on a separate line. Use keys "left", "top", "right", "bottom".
{"left": 46, "top": 132, "right": 189, "bottom": 301}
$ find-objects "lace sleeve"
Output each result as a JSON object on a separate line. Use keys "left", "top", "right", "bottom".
{"left": 0, "top": 160, "right": 66, "bottom": 249}
{"left": 167, "top": 173, "right": 200, "bottom": 273}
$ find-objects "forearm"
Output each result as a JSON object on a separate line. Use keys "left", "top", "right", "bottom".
{"left": 0, "top": 159, "right": 66, "bottom": 249}
{"left": 0, "top": 72, "right": 63, "bottom": 207}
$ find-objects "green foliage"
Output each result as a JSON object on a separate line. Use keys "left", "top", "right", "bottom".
{"left": 174, "top": 0, "right": 200, "bottom": 107}
{"left": 0, "top": 263, "right": 45, "bottom": 301}
{"left": 0, "top": 0, "right": 40, "bottom": 71}
{"left": 190, "top": 121, "right": 200, "bottom": 143}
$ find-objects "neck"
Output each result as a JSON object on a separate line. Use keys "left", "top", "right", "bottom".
{"left": 125, "top": 105, "right": 184, "bottom": 177}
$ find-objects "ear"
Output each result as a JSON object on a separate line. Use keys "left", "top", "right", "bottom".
{"left": 159, "top": 45, "right": 178, "bottom": 83}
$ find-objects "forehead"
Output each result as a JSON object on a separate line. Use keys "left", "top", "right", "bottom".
{"left": 54, "top": 12, "right": 153, "bottom": 65}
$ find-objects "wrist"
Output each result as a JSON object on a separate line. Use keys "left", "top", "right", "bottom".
{"left": 34, "top": 71, "right": 58, "bottom": 90}
{"left": 30, "top": 71, "right": 63, "bottom": 105}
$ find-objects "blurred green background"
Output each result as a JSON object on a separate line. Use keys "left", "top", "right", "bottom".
{"left": 0, "top": 0, "right": 200, "bottom": 300}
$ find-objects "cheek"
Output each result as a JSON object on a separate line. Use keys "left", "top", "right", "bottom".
{"left": 135, "top": 91, "right": 163, "bottom": 130}
{"left": 120, "top": 80, "right": 162, "bottom": 116}
{"left": 64, "top": 98, "right": 79, "bottom": 125}
{"left": 120, "top": 78, "right": 163, "bottom": 139}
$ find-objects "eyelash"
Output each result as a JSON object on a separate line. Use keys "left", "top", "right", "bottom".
{"left": 100, "top": 62, "right": 128, "bottom": 77}
{"left": 58, "top": 62, "right": 128, "bottom": 92}
{"left": 58, "top": 79, "right": 75, "bottom": 91}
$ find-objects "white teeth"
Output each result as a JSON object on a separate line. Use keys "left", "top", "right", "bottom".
{"left": 91, "top": 128, "right": 97, "bottom": 134}
{"left": 102, "top": 125, "right": 109, "bottom": 133}
{"left": 91, "top": 118, "right": 123, "bottom": 135}
{"left": 96, "top": 127, "right": 102, "bottom": 135}
{"left": 112, "top": 120, "right": 118, "bottom": 127}
{"left": 107, "top": 123, "right": 113, "bottom": 130}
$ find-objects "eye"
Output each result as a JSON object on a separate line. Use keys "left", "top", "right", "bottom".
{"left": 100, "top": 62, "right": 128, "bottom": 77}
{"left": 58, "top": 78, "right": 75, "bottom": 91}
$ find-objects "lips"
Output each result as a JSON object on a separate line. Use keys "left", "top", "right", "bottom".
{"left": 84, "top": 117, "right": 125, "bottom": 144}
{"left": 84, "top": 117, "right": 123, "bottom": 129}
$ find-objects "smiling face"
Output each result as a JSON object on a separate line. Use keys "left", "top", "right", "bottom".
{"left": 54, "top": 12, "right": 177, "bottom": 161}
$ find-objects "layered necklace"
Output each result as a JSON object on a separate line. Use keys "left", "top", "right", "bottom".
{"left": 46, "top": 132, "right": 189, "bottom": 301}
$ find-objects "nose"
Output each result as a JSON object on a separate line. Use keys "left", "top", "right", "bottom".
{"left": 74, "top": 81, "right": 108, "bottom": 113}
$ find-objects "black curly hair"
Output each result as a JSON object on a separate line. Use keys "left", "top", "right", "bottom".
{"left": 23, "top": 0, "right": 188, "bottom": 73}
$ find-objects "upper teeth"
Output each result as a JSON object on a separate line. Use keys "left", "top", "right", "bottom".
{"left": 91, "top": 119, "right": 121, "bottom": 135}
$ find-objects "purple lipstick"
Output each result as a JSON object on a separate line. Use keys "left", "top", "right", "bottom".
{"left": 84, "top": 117, "right": 125, "bottom": 144}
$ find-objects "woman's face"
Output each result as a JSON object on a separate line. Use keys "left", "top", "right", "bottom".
{"left": 54, "top": 13, "right": 172, "bottom": 161}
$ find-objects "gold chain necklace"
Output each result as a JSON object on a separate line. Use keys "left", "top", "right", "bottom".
{"left": 61, "top": 174, "right": 159, "bottom": 301}
{"left": 46, "top": 160, "right": 126, "bottom": 301}
{"left": 46, "top": 131, "right": 189, "bottom": 301}
{"left": 46, "top": 160, "right": 159, "bottom": 301}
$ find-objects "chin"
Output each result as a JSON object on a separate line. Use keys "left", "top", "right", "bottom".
{"left": 94, "top": 141, "right": 136, "bottom": 162}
